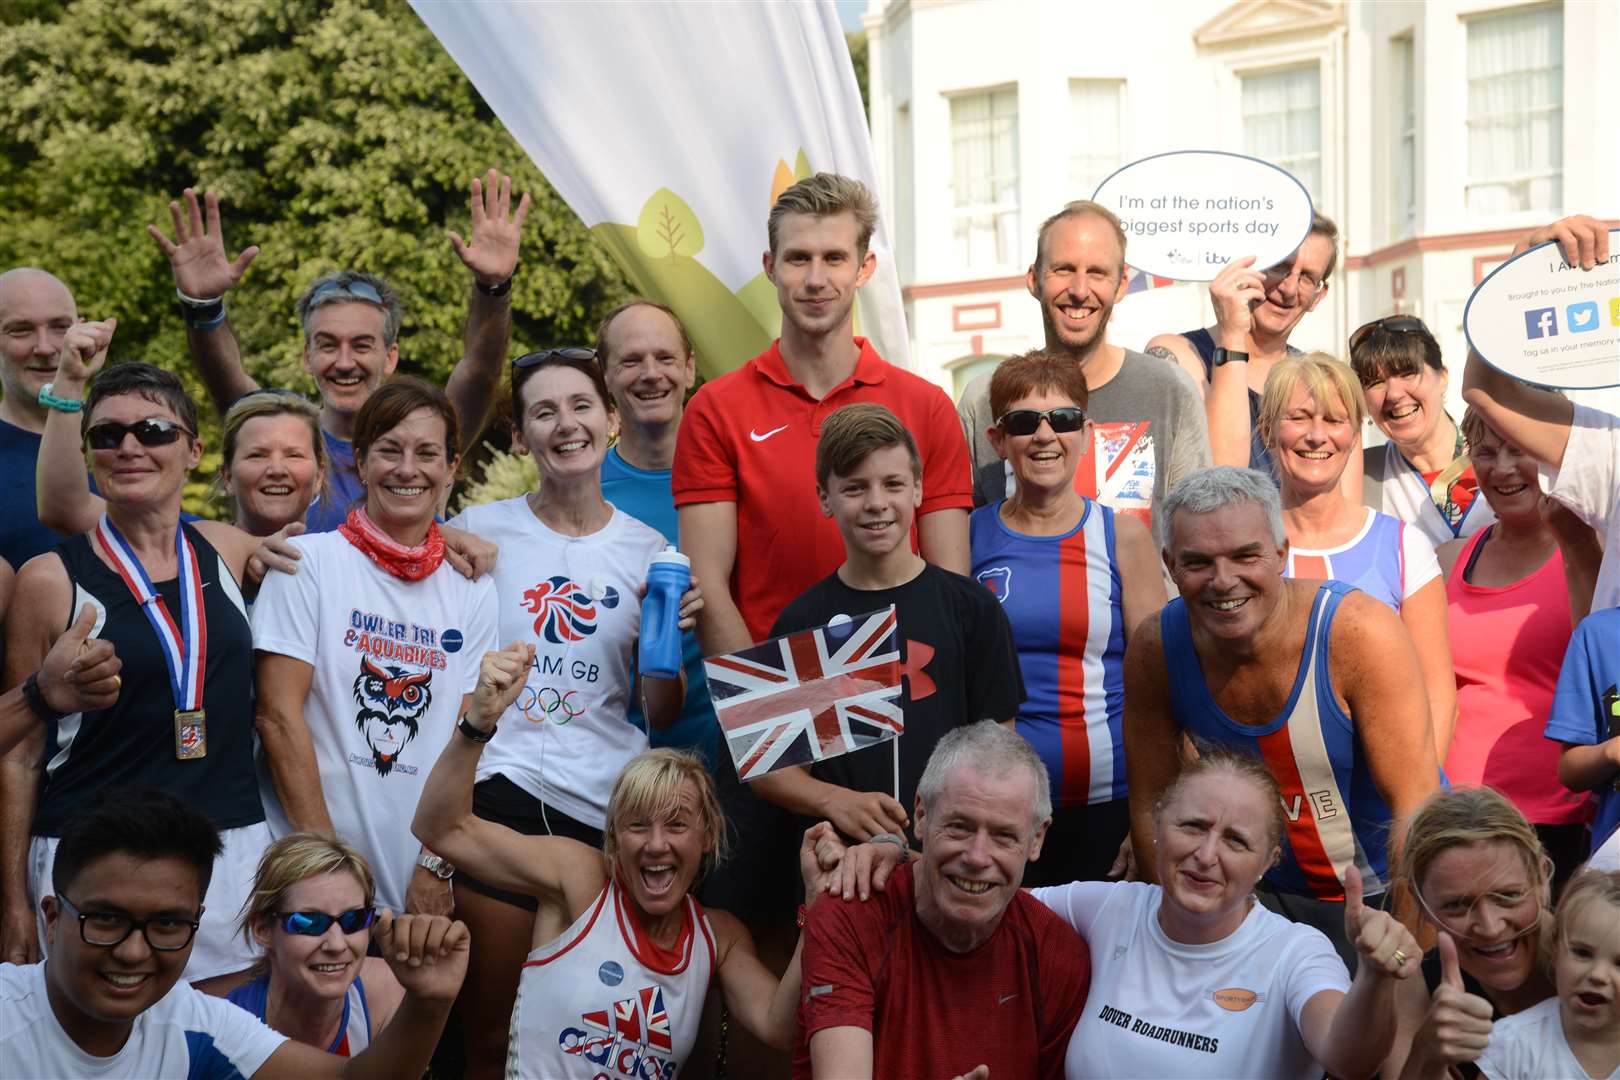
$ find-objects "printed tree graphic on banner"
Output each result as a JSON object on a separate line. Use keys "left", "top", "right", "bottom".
{"left": 636, "top": 188, "right": 704, "bottom": 259}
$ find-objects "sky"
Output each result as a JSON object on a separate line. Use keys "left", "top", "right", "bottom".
{"left": 836, "top": 0, "right": 866, "bottom": 31}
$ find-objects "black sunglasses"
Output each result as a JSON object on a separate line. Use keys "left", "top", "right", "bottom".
{"left": 513, "top": 347, "right": 598, "bottom": 369}
{"left": 1349, "top": 315, "right": 1431, "bottom": 354}
{"left": 278, "top": 907, "right": 377, "bottom": 937}
{"left": 84, "top": 417, "right": 194, "bottom": 451}
{"left": 995, "top": 407, "right": 1087, "bottom": 436}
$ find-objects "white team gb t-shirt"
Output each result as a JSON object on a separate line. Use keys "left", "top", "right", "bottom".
{"left": 1549, "top": 403, "right": 1620, "bottom": 613}
{"left": 1478, "top": 996, "right": 1620, "bottom": 1080}
{"left": 0, "top": 961, "right": 286, "bottom": 1078}
{"left": 449, "top": 499, "right": 667, "bottom": 828}
{"left": 251, "top": 532, "right": 498, "bottom": 910}
{"left": 1031, "top": 881, "right": 1350, "bottom": 1080}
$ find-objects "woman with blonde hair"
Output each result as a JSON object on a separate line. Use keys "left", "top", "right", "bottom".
{"left": 1387, "top": 785, "right": 1559, "bottom": 1080}
{"left": 1259, "top": 353, "right": 1455, "bottom": 760}
{"left": 227, "top": 832, "right": 404, "bottom": 1055}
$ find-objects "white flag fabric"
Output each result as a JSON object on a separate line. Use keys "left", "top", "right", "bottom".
{"left": 411, "top": 0, "right": 911, "bottom": 377}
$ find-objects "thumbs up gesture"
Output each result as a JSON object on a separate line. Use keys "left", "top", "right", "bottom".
{"left": 1343, "top": 865, "right": 1420, "bottom": 979}
{"left": 37, "top": 603, "right": 121, "bottom": 715}
{"left": 1418, "top": 931, "right": 1496, "bottom": 1067}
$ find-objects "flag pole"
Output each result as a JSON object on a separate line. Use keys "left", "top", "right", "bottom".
{"left": 892, "top": 736, "right": 900, "bottom": 808}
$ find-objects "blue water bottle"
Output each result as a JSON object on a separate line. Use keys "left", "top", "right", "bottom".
{"left": 639, "top": 548, "right": 691, "bottom": 681}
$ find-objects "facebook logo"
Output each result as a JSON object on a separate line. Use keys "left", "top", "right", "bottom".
{"left": 1566, "top": 301, "right": 1601, "bottom": 334}
{"left": 1524, "top": 308, "right": 1558, "bottom": 338}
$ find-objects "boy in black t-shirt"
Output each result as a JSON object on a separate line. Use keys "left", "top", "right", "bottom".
{"left": 752, "top": 404, "right": 1025, "bottom": 845}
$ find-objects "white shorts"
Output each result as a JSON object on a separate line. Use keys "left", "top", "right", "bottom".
{"left": 28, "top": 819, "right": 270, "bottom": 982}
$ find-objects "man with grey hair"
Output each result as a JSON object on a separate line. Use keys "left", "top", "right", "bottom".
{"left": 957, "top": 200, "right": 1210, "bottom": 529}
{"left": 796, "top": 720, "right": 1090, "bottom": 1079}
{"left": 145, "top": 173, "right": 528, "bottom": 531}
{"left": 1125, "top": 466, "right": 1438, "bottom": 968}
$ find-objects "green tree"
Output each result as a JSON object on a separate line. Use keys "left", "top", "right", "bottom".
{"left": 845, "top": 30, "right": 869, "bottom": 118}
{"left": 0, "top": 0, "right": 629, "bottom": 513}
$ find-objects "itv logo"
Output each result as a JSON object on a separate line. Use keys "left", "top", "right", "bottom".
{"left": 1524, "top": 308, "right": 1558, "bottom": 338}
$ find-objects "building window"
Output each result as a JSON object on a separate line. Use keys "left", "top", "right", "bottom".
{"left": 1241, "top": 64, "right": 1321, "bottom": 200}
{"left": 1465, "top": 5, "right": 1562, "bottom": 216}
{"left": 1068, "top": 79, "right": 1124, "bottom": 198}
{"left": 1392, "top": 36, "right": 1416, "bottom": 240}
{"left": 949, "top": 87, "right": 1020, "bottom": 270}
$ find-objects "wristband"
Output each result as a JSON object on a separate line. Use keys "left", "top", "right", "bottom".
{"left": 475, "top": 276, "right": 513, "bottom": 297}
{"left": 182, "top": 299, "right": 227, "bottom": 332}
{"left": 797, "top": 904, "right": 809, "bottom": 929}
{"left": 1210, "top": 347, "right": 1249, "bottom": 367}
{"left": 175, "top": 286, "right": 225, "bottom": 308}
{"left": 457, "top": 712, "right": 495, "bottom": 743}
{"left": 870, "top": 832, "right": 909, "bottom": 855}
{"left": 21, "top": 672, "right": 64, "bottom": 721}
{"left": 37, "top": 383, "right": 83, "bottom": 414}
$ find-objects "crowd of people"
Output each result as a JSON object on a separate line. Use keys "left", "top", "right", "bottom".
{"left": 0, "top": 164, "right": 1615, "bottom": 1080}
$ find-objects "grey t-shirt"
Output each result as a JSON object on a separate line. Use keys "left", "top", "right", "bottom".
{"left": 958, "top": 349, "right": 1211, "bottom": 529}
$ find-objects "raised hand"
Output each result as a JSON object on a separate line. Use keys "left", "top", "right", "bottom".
{"left": 449, "top": 168, "right": 531, "bottom": 288}
{"left": 1209, "top": 255, "right": 1267, "bottom": 350}
{"left": 1417, "top": 931, "right": 1495, "bottom": 1068}
{"left": 146, "top": 188, "right": 259, "bottom": 300}
{"left": 374, "top": 908, "right": 470, "bottom": 1004}
{"left": 54, "top": 318, "right": 118, "bottom": 385}
{"left": 471, "top": 641, "right": 535, "bottom": 730}
{"left": 1343, "top": 865, "right": 1419, "bottom": 979}
{"left": 1509, "top": 214, "right": 1611, "bottom": 268}
{"left": 37, "top": 604, "right": 121, "bottom": 715}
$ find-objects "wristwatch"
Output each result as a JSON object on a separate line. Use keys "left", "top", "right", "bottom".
{"left": 1210, "top": 347, "right": 1250, "bottom": 367}
{"left": 21, "top": 672, "right": 64, "bottom": 721}
{"left": 457, "top": 713, "right": 495, "bottom": 743}
{"left": 475, "top": 276, "right": 513, "bottom": 297}
{"left": 417, "top": 852, "right": 455, "bottom": 880}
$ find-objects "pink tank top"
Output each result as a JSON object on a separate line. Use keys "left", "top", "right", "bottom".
{"left": 1444, "top": 527, "right": 1587, "bottom": 825}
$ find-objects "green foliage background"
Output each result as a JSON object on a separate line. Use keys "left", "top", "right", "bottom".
{"left": 0, "top": 0, "right": 631, "bottom": 515}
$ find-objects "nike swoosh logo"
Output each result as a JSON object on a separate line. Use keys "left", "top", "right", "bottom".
{"left": 998, "top": 992, "right": 1018, "bottom": 1005}
{"left": 750, "top": 425, "right": 788, "bottom": 442}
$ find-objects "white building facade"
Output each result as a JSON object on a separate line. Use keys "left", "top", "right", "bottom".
{"left": 863, "top": 0, "right": 1620, "bottom": 412}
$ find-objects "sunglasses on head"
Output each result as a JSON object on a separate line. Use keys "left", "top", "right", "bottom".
{"left": 278, "top": 907, "right": 377, "bottom": 936}
{"left": 513, "top": 347, "right": 598, "bottom": 369}
{"left": 1349, "top": 315, "right": 1431, "bottom": 354}
{"left": 995, "top": 407, "right": 1087, "bottom": 436}
{"left": 306, "top": 279, "right": 385, "bottom": 308}
{"left": 84, "top": 418, "right": 193, "bottom": 451}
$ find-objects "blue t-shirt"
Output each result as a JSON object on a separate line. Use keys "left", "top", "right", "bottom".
{"left": 304, "top": 428, "right": 363, "bottom": 533}
{"left": 1546, "top": 608, "right": 1620, "bottom": 858}
{"left": 0, "top": 418, "right": 85, "bottom": 570}
{"left": 600, "top": 446, "right": 718, "bottom": 767}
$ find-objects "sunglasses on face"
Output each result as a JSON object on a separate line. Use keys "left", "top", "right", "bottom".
{"left": 1349, "top": 315, "right": 1432, "bottom": 354}
{"left": 513, "top": 347, "right": 598, "bottom": 369}
{"left": 278, "top": 907, "right": 377, "bottom": 936}
{"left": 995, "top": 407, "right": 1087, "bottom": 436}
{"left": 306, "top": 279, "right": 386, "bottom": 308}
{"left": 84, "top": 418, "right": 193, "bottom": 451}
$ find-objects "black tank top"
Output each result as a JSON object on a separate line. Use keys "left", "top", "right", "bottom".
{"left": 33, "top": 523, "right": 263, "bottom": 836}
{"left": 1183, "top": 326, "right": 1296, "bottom": 478}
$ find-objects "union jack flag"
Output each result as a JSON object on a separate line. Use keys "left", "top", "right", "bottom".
{"left": 1122, "top": 267, "right": 1176, "bottom": 296}
{"left": 705, "top": 607, "right": 905, "bottom": 781}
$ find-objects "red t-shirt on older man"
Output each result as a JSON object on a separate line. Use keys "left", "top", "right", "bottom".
{"left": 794, "top": 862, "right": 1091, "bottom": 1080}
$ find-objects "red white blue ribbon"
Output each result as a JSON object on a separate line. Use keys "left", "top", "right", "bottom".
{"left": 94, "top": 514, "right": 207, "bottom": 713}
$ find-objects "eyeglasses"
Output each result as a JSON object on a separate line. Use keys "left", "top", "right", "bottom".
{"left": 56, "top": 894, "right": 199, "bottom": 952}
{"left": 305, "top": 279, "right": 386, "bottom": 309}
{"left": 513, "top": 347, "right": 598, "bottom": 369}
{"left": 1349, "top": 315, "right": 1432, "bottom": 355}
{"left": 84, "top": 418, "right": 194, "bottom": 451}
{"left": 1261, "top": 262, "right": 1326, "bottom": 295}
{"left": 1415, "top": 883, "right": 1544, "bottom": 947}
{"left": 277, "top": 907, "right": 377, "bottom": 937}
{"left": 995, "top": 407, "right": 1087, "bottom": 436}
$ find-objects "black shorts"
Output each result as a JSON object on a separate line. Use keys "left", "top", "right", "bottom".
{"left": 453, "top": 773, "right": 603, "bottom": 913}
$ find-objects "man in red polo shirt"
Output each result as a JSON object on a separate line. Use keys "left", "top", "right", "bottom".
{"left": 674, "top": 172, "right": 971, "bottom": 1077}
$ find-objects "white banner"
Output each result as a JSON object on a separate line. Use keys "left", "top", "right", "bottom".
{"left": 411, "top": 0, "right": 911, "bottom": 377}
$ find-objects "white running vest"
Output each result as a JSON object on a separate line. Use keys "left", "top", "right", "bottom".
{"left": 508, "top": 878, "right": 716, "bottom": 1080}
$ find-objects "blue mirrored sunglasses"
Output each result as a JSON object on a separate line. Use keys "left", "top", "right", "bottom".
{"left": 278, "top": 907, "right": 376, "bottom": 936}
{"left": 305, "top": 279, "right": 385, "bottom": 308}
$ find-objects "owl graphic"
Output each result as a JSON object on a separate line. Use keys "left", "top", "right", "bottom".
{"left": 352, "top": 655, "right": 433, "bottom": 776}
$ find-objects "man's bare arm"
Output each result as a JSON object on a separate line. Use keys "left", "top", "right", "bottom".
{"left": 1123, "top": 616, "right": 1182, "bottom": 882}
{"left": 1144, "top": 337, "right": 1209, "bottom": 401}
{"left": 917, "top": 507, "right": 969, "bottom": 575}
{"left": 679, "top": 501, "right": 754, "bottom": 656}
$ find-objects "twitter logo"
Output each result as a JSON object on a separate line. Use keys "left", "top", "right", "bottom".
{"left": 1567, "top": 301, "right": 1600, "bottom": 334}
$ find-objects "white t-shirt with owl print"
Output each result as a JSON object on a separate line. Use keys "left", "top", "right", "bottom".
{"left": 449, "top": 498, "right": 666, "bottom": 829}
{"left": 251, "top": 531, "right": 497, "bottom": 910}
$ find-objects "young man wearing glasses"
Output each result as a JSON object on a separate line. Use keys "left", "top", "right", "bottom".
{"left": 0, "top": 788, "right": 470, "bottom": 1078}
{"left": 959, "top": 201, "right": 1212, "bottom": 532}
{"left": 1144, "top": 213, "right": 1339, "bottom": 477}
{"left": 145, "top": 172, "right": 527, "bottom": 531}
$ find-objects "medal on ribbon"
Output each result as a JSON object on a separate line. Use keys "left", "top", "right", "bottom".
{"left": 94, "top": 514, "right": 209, "bottom": 760}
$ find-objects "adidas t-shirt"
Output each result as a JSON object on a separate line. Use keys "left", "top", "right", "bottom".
{"left": 448, "top": 498, "right": 667, "bottom": 828}
{"left": 1, "top": 961, "right": 286, "bottom": 1078}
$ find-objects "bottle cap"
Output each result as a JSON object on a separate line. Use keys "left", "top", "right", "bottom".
{"left": 649, "top": 548, "right": 691, "bottom": 570}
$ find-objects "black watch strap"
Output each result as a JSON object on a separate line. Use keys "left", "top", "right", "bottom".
{"left": 21, "top": 672, "right": 63, "bottom": 721}
{"left": 1211, "top": 347, "right": 1250, "bottom": 367}
{"left": 457, "top": 713, "right": 495, "bottom": 743}
{"left": 475, "top": 276, "right": 513, "bottom": 297}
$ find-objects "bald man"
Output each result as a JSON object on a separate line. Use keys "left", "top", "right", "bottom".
{"left": 0, "top": 269, "right": 80, "bottom": 568}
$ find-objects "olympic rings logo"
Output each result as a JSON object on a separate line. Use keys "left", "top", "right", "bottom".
{"left": 517, "top": 685, "right": 585, "bottom": 725}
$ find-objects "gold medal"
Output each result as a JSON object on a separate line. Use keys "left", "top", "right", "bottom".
{"left": 174, "top": 709, "right": 207, "bottom": 760}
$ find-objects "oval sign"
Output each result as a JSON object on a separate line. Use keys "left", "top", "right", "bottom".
{"left": 1091, "top": 150, "right": 1314, "bottom": 282}
{"left": 1463, "top": 229, "right": 1620, "bottom": 390}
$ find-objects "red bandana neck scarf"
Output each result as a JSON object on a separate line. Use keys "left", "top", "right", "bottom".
{"left": 338, "top": 507, "right": 445, "bottom": 582}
